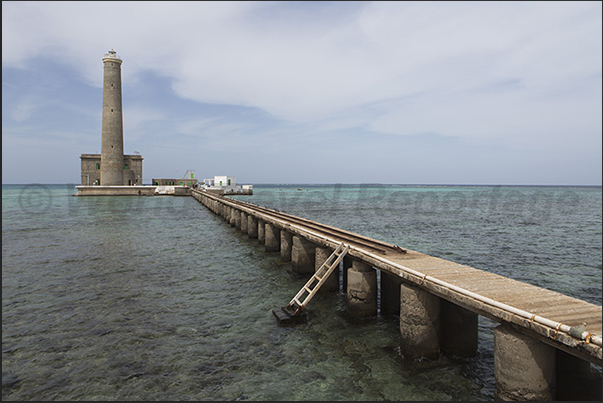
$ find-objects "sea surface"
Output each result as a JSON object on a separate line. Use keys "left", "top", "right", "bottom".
{"left": 2, "top": 184, "right": 602, "bottom": 400}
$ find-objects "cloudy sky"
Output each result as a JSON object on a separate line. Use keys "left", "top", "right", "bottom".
{"left": 2, "top": 1, "right": 601, "bottom": 185}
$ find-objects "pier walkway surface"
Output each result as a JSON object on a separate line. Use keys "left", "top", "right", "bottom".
{"left": 191, "top": 189, "right": 602, "bottom": 369}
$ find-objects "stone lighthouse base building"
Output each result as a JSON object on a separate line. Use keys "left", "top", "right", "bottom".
{"left": 79, "top": 153, "right": 143, "bottom": 186}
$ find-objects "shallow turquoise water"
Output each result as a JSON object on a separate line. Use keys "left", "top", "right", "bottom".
{"left": 2, "top": 184, "right": 601, "bottom": 400}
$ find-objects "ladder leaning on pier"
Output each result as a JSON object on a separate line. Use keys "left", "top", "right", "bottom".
{"left": 273, "top": 243, "right": 350, "bottom": 324}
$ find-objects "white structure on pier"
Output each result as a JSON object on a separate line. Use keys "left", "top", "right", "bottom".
{"left": 202, "top": 175, "right": 252, "bottom": 195}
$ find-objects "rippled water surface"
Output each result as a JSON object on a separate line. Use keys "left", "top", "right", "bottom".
{"left": 3, "top": 184, "right": 601, "bottom": 400}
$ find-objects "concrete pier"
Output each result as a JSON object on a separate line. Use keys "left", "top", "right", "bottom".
{"left": 315, "top": 246, "right": 339, "bottom": 292}
{"left": 440, "top": 299, "right": 478, "bottom": 356}
{"left": 190, "top": 189, "right": 602, "bottom": 400}
{"left": 494, "top": 324, "right": 555, "bottom": 400}
{"left": 280, "top": 230, "right": 293, "bottom": 262}
{"left": 258, "top": 220, "right": 265, "bottom": 244}
{"left": 291, "top": 235, "right": 315, "bottom": 275}
{"left": 240, "top": 211, "right": 248, "bottom": 233}
{"left": 234, "top": 209, "right": 241, "bottom": 229}
{"left": 248, "top": 215, "right": 258, "bottom": 239}
{"left": 229, "top": 207, "right": 236, "bottom": 226}
{"left": 265, "top": 223, "right": 280, "bottom": 252}
{"left": 399, "top": 282, "right": 440, "bottom": 360}
{"left": 346, "top": 260, "right": 377, "bottom": 318}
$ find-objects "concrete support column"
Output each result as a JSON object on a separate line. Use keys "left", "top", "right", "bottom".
{"left": 440, "top": 299, "right": 478, "bottom": 356}
{"left": 258, "top": 220, "right": 265, "bottom": 244}
{"left": 229, "top": 207, "right": 236, "bottom": 227}
{"left": 315, "top": 246, "right": 339, "bottom": 292}
{"left": 234, "top": 209, "right": 241, "bottom": 229}
{"left": 280, "top": 231, "right": 293, "bottom": 262}
{"left": 380, "top": 271, "right": 402, "bottom": 316}
{"left": 494, "top": 324, "right": 555, "bottom": 401}
{"left": 291, "top": 235, "right": 316, "bottom": 275}
{"left": 265, "top": 223, "right": 280, "bottom": 253}
{"left": 399, "top": 282, "right": 440, "bottom": 360}
{"left": 248, "top": 215, "right": 258, "bottom": 239}
{"left": 555, "top": 349, "right": 602, "bottom": 401}
{"left": 240, "top": 212, "right": 248, "bottom": 233}
{"left": 347, "top": 260, "right": 377, "bottom": 317}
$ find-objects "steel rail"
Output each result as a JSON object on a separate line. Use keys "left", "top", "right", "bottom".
{"left": 223, "top": 196, "right": 403, "bottom": 255}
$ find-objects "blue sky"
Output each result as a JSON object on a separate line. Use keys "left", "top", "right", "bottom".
{"left": 2, "top": 1, "right": 602, "bottom": 185}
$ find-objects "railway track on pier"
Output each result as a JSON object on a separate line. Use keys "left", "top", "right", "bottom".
{"left": 221, "top": 195, "right": 408, "bottom": 257}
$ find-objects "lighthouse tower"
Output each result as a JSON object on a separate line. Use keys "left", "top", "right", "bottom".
{"left": 100, "top": 49, "right": 125, "bottom": 186}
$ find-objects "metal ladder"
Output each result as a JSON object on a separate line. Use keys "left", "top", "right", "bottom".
{"left": 285, "top": 242, "right": 350, "bottom": 316}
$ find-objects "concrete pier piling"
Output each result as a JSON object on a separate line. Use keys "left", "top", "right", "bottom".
{"left": 346, "top": 260, "right": 377, "bottom": 317}
{"left": 399, "top": 282, "right": 440, "bottom": 360}
{"left": 258, "top": 220, "right": 265, "bottom": 244}
{"left": 280, "top": 231, "right": 293, "bottom": 262}
{"left": 240, "top": 212, "right": 248, "bottom": 233}
{"left": 229, "top": 207, "right": 236, "bottom": 226}
{"left": 265, "top": 223, "right": 280, "bottom": 252}
{"left": 248, "top": 215, "right": 258, "bottom": 239}
{"left": 234, "top": 209, "right": 241, "bottom": 229}
{"left": 494, "top": 324, "right": 555, "bottom": 401}
{"left": 291, "top": 235, "right": 315, "bottom": 275}
{"left": 315, "top": 246, "right": 339, "bottom": 292}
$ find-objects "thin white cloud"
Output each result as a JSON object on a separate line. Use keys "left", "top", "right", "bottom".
{"left": 3, "top": 2, "right": 600, "bottom": 129}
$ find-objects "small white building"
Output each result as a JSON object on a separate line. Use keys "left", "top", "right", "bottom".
{"left": 203, "top": 175, "right": 252, "bottom": 194}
